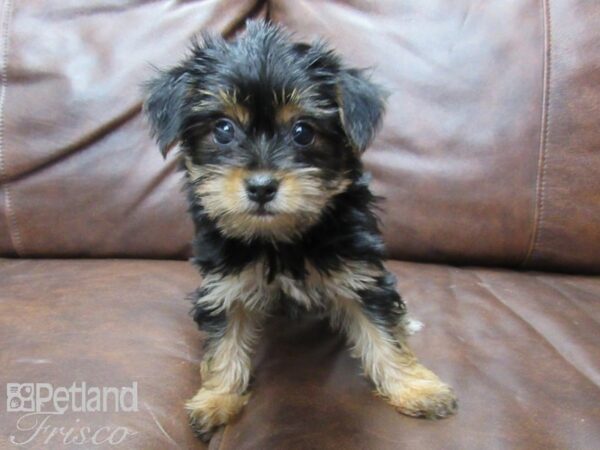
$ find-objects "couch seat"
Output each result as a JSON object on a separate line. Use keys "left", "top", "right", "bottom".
{"left": 1, "top": 259, "right": 598, "bottom": 449}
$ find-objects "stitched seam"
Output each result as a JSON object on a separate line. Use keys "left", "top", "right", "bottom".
{"left": 0, "top": 0, "right": 22, "bottom": 255}
{"left": 522, "top": 0, "right": 552, "bottom": 267}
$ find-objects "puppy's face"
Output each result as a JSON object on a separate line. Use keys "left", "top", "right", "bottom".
{"left": 145, "top": 21, "right": 385, "bottom": 243}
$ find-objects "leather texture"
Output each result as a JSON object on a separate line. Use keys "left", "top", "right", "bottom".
{"left": 271, "top": 0, "right": 600, "bottom": 273}
{"left": 213, "top": 260, "right": 600, "bottom": 450}
{"left": 1, "top": 1, "right": 599, "bottom": 273}
{"left": 1, "top": 1, "right": 600, "bottom": 449}
{"left": 1, "top": 259, "right": 599, "bottom": 449}
{"left": 0, "top": 0, "right": 265, "bottom": 259}
{"left": 0, "top": 259, "right": 206, "bottom": 449}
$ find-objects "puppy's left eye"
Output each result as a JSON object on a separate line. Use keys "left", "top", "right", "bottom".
{"left": 292, "top": 122, "right": 315, "bottom": 147}
{"left": 213, "top": 119, "right": 235, "bottom": 144}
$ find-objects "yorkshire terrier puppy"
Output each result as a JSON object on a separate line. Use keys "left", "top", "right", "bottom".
{"left": 144, "top": 20, "right": 457, "bottom": 440}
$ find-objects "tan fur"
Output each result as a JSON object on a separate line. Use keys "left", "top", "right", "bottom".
{"left": 188, "top": 256, "right": 455, "bottom": 434}
{"left": 187, "top": 389, "right": 249, "bottom": 433}
{"left": 273, "top": 86, "right": 338, "bottom": 121}
{"left": 330, "top": 295, "right": 457, "bottom": 419}
{"left": 195, "top": 261, "right": 278, "bottom": 315}
{"left": 224, "top": 104, "right": 250, "bottom": 127}
{"left": 278, "top": 259, "right": 383, "bottom": 310}
{"left": 281, "top": 258, "right": 456, "bottom": 418}
{"left": 185, "top": 158, "right": 350, "bottom": 243}
{"left": 194, "top": 89, "right": 250, "bottom": 125}
{"left": 187, "top": 305, "right": 264, "bottom": 434}
{"left": 222, "top": 167, "right": 248, "bottom": 208}
{"left": 196, "top": 258, "right": 383, "bottom": 314}
{"left": 276, "top": 103, "right": 302, "bottom": 124}
{"left": 384, "top": 357, "right": 457, "bottom": 419}
{"left": 201, "top": 306, "right": 264, "bottom": 392}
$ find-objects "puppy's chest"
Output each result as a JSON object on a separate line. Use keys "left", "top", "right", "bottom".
{"left": 201, "top": 259, "right": 381, "bottom": 312}
{"left": 275, "top": 271, "right": 337, "bottom": 310}
{"left": 220, "top": 268, "right": 337, "bottom": 311}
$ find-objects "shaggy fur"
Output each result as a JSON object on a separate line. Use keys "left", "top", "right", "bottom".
{"left": 144, "top": 20, "right": 457, "bottom": 441}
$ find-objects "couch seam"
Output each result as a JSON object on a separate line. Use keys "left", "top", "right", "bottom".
{"left": 0, "top": 0, "right": 22, "bottom": 256}
{"left": 522, "top": 0, "right": 552, "bottom": 268}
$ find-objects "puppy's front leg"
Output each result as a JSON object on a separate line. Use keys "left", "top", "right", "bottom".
{"left": 331, "top": 275, "right": 457, "bottom": 419}
{"left": 186, "top": 297, "right": 263, "bottom": 440}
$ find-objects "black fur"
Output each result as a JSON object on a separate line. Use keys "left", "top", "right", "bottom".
{"left": 143, "top": 20, "right": 419, "bottom": 439}
{"left": 188, "top": 174, "right": 385, "bottom": 277}
{"left": 145, "top": 18, "right": 403, "bottom": 347}
{"left": 145, "top": 23, "right": 387, "bottom": 270}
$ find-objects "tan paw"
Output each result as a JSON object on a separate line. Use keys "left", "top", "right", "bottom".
{"left": 386, "top": 368, "right": 457, "bottom": 419}
{"left": 186, "top": 388, "right": 249, "bottom": 441}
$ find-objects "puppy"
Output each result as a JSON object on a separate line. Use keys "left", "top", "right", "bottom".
{"left": 144, "top": 20, "right": 457, "bottom": 440}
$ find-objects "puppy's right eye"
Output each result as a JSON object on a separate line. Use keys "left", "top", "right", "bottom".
{"left": 292, "top": 121, "right": 315, "bottom": 147}
{"left": 213, "top": 119, "right": 235, "bottom": 144}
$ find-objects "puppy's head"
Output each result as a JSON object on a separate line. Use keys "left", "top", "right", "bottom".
{"left": 144, "top": 21, "right": 385, "bottom": 243}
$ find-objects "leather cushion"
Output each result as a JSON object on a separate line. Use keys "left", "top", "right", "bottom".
{"left": 1, "top": 259, "right": 598, "bottom": 449}
{"left": 215, "top": 260, "right": 600, "bottom": 449}
{"left": 0, "top": 259, "right": 205, "bottom": 449}
{"left": 0, "top": 0, "right": 264, "bottom": 259}
{"left": 271, "top": 0, "right": 600, "bottom": 272}
{"left": 2, "top": 1, "right": 599, "bottom": 273}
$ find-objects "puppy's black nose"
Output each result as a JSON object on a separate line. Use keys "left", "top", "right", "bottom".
{"left": 245, "top": 173, "right": 279, "bottom": 204}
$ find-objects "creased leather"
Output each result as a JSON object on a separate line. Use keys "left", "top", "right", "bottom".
{"left": 1, "top": 262, "right": 599, "bottom": 448}
{"left": 0, "top": 258, "right": 206, "bottom": 449}
{"left": 1, "top": 1, "right": 599, "bottom": 273}
{"left": 216, "top": 260, "right": 600, "bottom": 450}
{"left": 0, "top": 0, "right": 265, "bottom": 258}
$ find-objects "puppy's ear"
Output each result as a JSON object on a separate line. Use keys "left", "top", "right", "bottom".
{"left": 143, "top": 67, "right": 190, "bottom": 157}
{"left": 337, "top": 69, "right": 386, "bottom": 153}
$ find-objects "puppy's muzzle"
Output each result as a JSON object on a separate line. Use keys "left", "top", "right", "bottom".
{"left": 244, "top": 173, "right": 279, "bottom": 205}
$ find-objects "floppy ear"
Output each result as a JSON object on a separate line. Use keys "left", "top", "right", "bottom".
{"left": 337, "top": 69, "right": 386, "bottom": 153}
{"left": 143, "top": 67, "right": 190, "bottom": 157}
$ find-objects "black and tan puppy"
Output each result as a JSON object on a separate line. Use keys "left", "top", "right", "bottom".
{"left": 144, "top": 20, "right": 457, "bottom": 440}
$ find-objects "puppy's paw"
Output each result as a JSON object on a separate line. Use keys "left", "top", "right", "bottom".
{"left": 186, "top": 388, "right": 249, "bottom": 441}
{"left": 386, "top": 367, "right": 457, "bottom": 419}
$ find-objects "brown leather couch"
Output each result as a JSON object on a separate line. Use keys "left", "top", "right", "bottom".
{"left": 1, "top": 1, "right": 599, "bottom": 449}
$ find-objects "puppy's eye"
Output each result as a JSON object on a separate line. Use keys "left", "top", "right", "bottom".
{"left": 292, "top": 122, "right": 315, "bottom": 147}
{"left": 213, "top": 119, "right": 235, "bottom": 144}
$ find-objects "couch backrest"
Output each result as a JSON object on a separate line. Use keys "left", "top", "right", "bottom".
{"left": 1, "top": 0, "right": 599, "bottom": 274}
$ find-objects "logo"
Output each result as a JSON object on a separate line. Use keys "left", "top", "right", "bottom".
{"left": 6, "top": 382, "right": 139, "bottom": 447}
{"left": 6, "top": 383, "right": 35, "bottom": 412}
